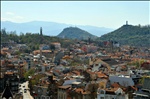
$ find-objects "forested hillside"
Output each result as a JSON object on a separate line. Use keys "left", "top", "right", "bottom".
{"left": 1, "top": 28, "right": 74, "bottom": 51}
{"left": 57, "top": 27, "right": 97, "bottom": 40}
{"left": 100, "top": 25, "right": 150, "bottom": 47}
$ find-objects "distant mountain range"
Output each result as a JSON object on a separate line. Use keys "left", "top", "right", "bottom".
{"left": 100, "top": 24, "right": 150, "bottom": 47}
{"left": 57, "top": 27, "right": 97, "bottom": 40}
{"left": 1, "top": 21, "right": 114, "bottom": 37}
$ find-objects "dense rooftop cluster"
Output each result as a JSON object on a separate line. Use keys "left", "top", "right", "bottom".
{"left": 0, "top": 37, "right": 150, "bottom": 99}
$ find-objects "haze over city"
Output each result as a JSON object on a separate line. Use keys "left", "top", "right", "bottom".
{"left": 1, "top": 1, "right": 149, "bottom": 29}
{"left": 1, "top": 1, "right": 150, "bottom": 99}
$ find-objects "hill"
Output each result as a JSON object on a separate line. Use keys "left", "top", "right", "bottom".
{"left": 100, "top": 24, "right": 150, "bottom": 47}
{"left": 1, "top": 21, "right": 113, "bottom": 36}
{"left": 1, "top": 29, "right": 75, "bottom": 51}
{"left": 57, "top": 27, "right": 97, "bottom": 40}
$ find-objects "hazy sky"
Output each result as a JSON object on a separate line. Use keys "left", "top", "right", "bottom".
{"left": 1, "top": 1, "right": 149, "bottom": 28}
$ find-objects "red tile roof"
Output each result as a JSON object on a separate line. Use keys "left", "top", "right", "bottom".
{"left": 111, "top": 82, "right": 120, "bottom": 88}
{"left": 96, "top": 72, "right": 108, "bottom": 78}
{"left": 58, "top": 85, "right": 71, "bottom": 89}
{"left": 75, "top": 88, "right": 91, "bottom": 94}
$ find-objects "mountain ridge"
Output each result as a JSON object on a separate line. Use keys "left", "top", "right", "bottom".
{"left": 1, "top": 21, "right": 114, "bottom": 36}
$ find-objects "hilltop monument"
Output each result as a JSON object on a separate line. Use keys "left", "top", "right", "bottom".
{"left": 126, "top": 21, "right": 128, "bottom": 25}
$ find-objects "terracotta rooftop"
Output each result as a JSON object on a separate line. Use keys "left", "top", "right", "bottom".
{"left": 7, "top": 64, "right": 14, "bottom": 67}
{"left": 75, "top": 88, "right": 91, "bottom": 95}
{"left": 62, "top": 55, "right": 72, "bottom": 59}
{"left": 51, "top": 42, "right": 60, "bottom": 44}
{"left": 72, "top": 71, "right": 80, "bottom": 76}
{"left": 2, "top": 48, "right": 9, "bottom": 51}
{"left": 33, "top": 50, "right": 52, "bottom": 54}
{"left": 96, "top": 72, "right": 108, "bottom": 78}
{"left": 105, "top": 87, "right": 120, "bottom": 92}
{"left": 43, "top": 63, "right": 49, "bottom": 66}
{"left": 0, "top": 50, "right": 7, "bottom": 55}
{"left": 111, "top": 82, "right": 121, "bottom": 88}
{"left": 131, "top": 86, "right": 137, "bottom": 91}
{"left": 5, "top": 71, "right": 14, "bottom": 75}
{"left": 58, "top": 85, "right": 71, "bottom": 89}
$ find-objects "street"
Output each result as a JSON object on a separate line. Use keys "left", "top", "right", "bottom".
{"left": 19, "top": 81, "right": 34, "bottom": 99}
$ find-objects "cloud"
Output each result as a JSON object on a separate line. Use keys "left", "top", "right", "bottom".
{"left": 1, "top": 17, "right": 12, "bottom": 21}
{"left": 2, "top": 12, "right": 24, "bottom": 22}
{"left": 6, "top": 12, "right": 15, "bottom": 16}
{"left": 15, "top": 16, "right": 24, "bottom": 19}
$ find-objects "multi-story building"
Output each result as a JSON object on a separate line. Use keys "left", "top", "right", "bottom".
{"left": 97, "top": 88, "right": 128, "bottom": 99}
{"left": 4, "top": 71, "right": 19, "bottom": 93}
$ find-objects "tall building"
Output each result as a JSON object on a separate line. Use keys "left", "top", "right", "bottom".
{"left": 1, "top": 81, "right": 13, "bottom": 99}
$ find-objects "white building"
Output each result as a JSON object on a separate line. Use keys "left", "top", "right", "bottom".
{"left": 97, "top": 88, "right": 128, "bottom": 99}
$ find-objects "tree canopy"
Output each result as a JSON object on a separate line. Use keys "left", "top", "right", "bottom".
{"left": 99, "top": 25, "right": 150, "bottom": 47}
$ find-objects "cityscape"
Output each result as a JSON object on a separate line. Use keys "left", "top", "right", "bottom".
{"left": 1, "top": 1, "right": 150, "bottom": 99}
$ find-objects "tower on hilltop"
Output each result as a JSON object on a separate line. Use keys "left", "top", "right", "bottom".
{"left": 126, "top": 21, "right": 128, "bottom": 25}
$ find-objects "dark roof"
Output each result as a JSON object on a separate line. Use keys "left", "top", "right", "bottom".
{"left": 102, "top": 59, "right": 119, "bottom": 66}
{"left": 1, "top": 85, "right": 13, "bottom": 99}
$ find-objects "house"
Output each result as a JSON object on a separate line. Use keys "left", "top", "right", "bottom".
{"left": 42, "top": 45, "right": 50, "bottom": 50}
{"left": 1, "top": 81, "right": 14, "bottom": 99}
{"left": 57, "top": 85, "right": 71, "bottom": 99}
{"left": 0, "top": 72, "right": 5, "bottom": 93}
{"left": 89, "top": 58, "right": 111, "bottom": 72}
{"left": 51, "top": 42, "right": 61, "bottom": 50}
{"left": 33, "top": 85, "right": 50, "bottom": 99}
{"left": 17, "top": 44, "right": 28, "bottom": 51}
{"left": 133, "top": 77, "right": 150, "bottom": 99}
{"left": 54, "top": 51, "right": 65, "bottom": 65}
{"left": 33, "top": 50, "right": 53, "bottom": 58}
{"left": 4, "top": 71, "right": 19, "bottom": 93}
{"left": 73, "top": 88, "right": 91, "bottom": 99}
{"left": 97, "top": 87, "right": 128, "bottom": 99}
{"left": 109, "top": 76, "right": 134, "bottom": 87}
{"left": 81, "top": 45, "right": 98, "bottom": 53}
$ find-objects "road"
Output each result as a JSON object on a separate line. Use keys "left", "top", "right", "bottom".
{"left": 19, "top": 81, "right": 34, "bottom": 99}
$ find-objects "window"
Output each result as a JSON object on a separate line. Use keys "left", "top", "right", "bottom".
{"left": 11, "top": 82, "right": 15, "bottom": 85}
{"left": 46, "top": 96, "right": 50, "bottom": 99}
{"left": 100, "top": 90, "right": 105, "bottom": 94}
{"left": 101, "top": 97, "right": 104, "bottom": 99}
{"left": 38, "top": 89, "right": 41, "bottom": 93}
{"left": 41, "top": 97, "right": 45, "bottom": 99}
